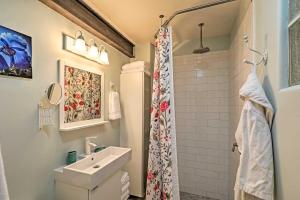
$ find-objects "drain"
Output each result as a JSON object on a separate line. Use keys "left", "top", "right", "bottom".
{"left": 93, "top": 165, "right": 100, "bottom": 169}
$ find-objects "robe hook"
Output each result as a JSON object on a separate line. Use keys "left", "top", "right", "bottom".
{"left": 243, "top": 34, "right": 268, "bottom": 66}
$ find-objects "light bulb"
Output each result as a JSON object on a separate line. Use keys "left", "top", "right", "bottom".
{"left": 99, "top": 49, "right": 109, "bottom": 65}
{"left": 74, "top": 31, "right": 86, "bottom": 52}
{"left": 75, "top": 38, "right": 86, "bottom": 52}
{"left": 88, "top": 40, "right": 99, "bottom": 58}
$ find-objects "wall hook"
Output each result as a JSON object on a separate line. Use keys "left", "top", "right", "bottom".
{"left": 110, "top": 81, "right": 117, "bottom": 92}
{"left": 243, "top": 34, "right": 268, "bottom": 66}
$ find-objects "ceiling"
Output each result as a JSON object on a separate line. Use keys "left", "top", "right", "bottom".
{"left": 85, "top": 0, "right": 241, "bottom": 44}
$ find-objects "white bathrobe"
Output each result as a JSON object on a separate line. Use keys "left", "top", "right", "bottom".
{"left": 0, "top": 146, "right": 9, "bottom": 200}
{"left": 234, "top": 71, "right": 274, "bottom": 200}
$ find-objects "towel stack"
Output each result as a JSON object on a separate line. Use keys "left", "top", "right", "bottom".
{"left": 121, "top": 61, "right": 151, "bottom": 75}
{"left": 121, "top": 171, "right": 130, "bottom": 200}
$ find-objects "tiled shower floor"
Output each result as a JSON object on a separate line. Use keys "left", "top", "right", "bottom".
{"left": 180, "top": 192, "right": 218, "bottom": 200}
{"left": 128, "top": 192, "right": 218, "bottom": 200}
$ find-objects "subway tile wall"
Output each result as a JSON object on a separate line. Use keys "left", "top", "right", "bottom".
{"left": 174, "top": 51, "right": 230, "bottom": 200}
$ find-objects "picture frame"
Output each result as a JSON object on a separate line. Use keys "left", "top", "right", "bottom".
{"left": 0, "top": 25, "right": 32, "bottom": 79}
{"left": 59, "top": 59, "right": 105, "bottom": 131}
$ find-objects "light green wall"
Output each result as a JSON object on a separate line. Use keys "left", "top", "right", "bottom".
{"left": 253, "top": 0, "right": 300, "bottom": 199}
{"left": 0, "top": 0, "right": 129, "bottom": 199}
{"left": 230, "top": 0, "right": 252, "bottom": 42}
{"left": 134, "top": 43, "right": 152, "bottom": 63}
{"left": 173, "top": 35, "right": 231, "bottom": 56}
{"left": 133, "top": 43, "right": 155, "bottom": 72}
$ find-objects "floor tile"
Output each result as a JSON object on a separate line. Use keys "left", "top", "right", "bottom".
{"left": 128, "top": 192, "right": 219, "bottom": 200}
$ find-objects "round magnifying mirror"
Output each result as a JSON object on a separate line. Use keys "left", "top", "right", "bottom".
{"left": 46, "top": 83, "right": 62, "bottom": 105}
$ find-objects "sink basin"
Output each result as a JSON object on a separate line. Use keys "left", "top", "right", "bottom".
{"left": 54, "top": 146, "right": 131, "bottom": 189}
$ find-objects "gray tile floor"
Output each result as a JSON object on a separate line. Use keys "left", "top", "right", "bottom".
{"left": 180, "top": 192, "right": 218, "bottom": 200}
{"left": 128, "top": 192, "right": 218, "bottom": 200}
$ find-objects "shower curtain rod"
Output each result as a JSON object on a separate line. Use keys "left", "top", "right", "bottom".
{"left": 154, "top": 0, "right": 237, "bottom": 38}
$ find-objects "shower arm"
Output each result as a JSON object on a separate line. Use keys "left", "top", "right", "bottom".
{"left": 199, "top": 24, "right": 204, "bottom": 48}
{"left": 154, "top": 0, "right": 237, "bottom": 38}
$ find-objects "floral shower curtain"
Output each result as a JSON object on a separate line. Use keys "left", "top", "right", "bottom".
{"left": 146, "top": 26, "right": 180, "bottom": 200}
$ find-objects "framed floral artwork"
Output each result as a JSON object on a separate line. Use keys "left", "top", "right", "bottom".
{"left": 59, "top": 60, "right": 105, "bottom": 131}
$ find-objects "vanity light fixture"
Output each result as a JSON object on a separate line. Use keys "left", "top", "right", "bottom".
{"left": 88, "top": 39, "right": 99, "bottom": 58}
{"left": 99, "top": 46, "right": 109, "bottom": 65}
{"left": 74, "top": 30, "right": 86, "bottom": 52}
{"left": 64, "top": 31, "right": 110, "bottom": 65}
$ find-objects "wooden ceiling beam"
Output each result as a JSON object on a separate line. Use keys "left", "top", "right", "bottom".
{"left": 39, "top": 0, "right": 135, "bottom": 58}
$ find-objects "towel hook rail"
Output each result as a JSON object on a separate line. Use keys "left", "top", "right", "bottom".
{"left": 243, "top": 34, "right": 268, "bottom": 66}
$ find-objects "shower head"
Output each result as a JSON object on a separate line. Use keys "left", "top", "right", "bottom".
{"left": 193, "top": 47, "right": 210, "bottom": 54}
{"left": 193, "top": 23, "right": 210, "bottom": 54}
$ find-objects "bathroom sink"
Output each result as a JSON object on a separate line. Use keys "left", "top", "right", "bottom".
{"left": 54, "top": 146, "right": 131, "bottom": 189}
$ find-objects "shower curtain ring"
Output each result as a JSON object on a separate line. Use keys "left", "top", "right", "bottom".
{"left": 159, "top": 15, "right": 165, "bottom": 27}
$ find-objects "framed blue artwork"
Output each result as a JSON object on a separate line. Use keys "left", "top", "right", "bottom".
{"left": 0, "top": 25, "right": 32, "bottom": 79}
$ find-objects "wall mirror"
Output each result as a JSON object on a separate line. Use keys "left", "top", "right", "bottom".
{"left": 46, "top": 83, "right": 62, "bottom": 105}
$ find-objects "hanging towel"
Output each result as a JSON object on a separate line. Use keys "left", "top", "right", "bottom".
{"left": 0, "top": 146, "right": 9, "bottom": 200}
{"left": 234, "top": 70, "right": 274, "bottom": 200}
{"left": 109, "top": 91, "right": 121, "bottom": 120}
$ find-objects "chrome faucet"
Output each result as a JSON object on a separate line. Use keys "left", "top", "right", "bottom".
{"left": 85, "top": 136, "right": 98, "bottom": 155}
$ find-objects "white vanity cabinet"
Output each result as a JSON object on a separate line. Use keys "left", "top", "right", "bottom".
{"left": 54, "top": 146, "right": 131, "bottom": 200}
{"left": 89, "top": 171, "right": 121, "bottom": 200}
{"left": 55, "top": 171, "right": 121, "bottom": 200}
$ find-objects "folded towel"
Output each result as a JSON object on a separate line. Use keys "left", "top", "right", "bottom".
{"left": 121, "top": 176, "right": 129, "bottom": 185}
{"left": 122, "top": 61, "right": 150, "bottom": 71}
{"left": 0, "top": 146, "right": 9, "bottom": 200}
{"left": 121, "top": 182, "right": 130, "bottom": 193}
{"left": 121, "top": 69, "right": 151, "bottom": 76}
{"left": 121, "top": 171, "right": 128, "bottom": 179}
{"left": 121, "top": 171, "right": 129, "bottom": 184}
{"left": 121, "top": 189, "right": 129, "bottom": 196}
{"left": 121, "top": 194, "right": 129, "bottom": 200}
{"left": 121, "top": 191, "right": 129, "bottom": 200}
{"left": 109, "top": 91, "right": 121, "bottom": 120}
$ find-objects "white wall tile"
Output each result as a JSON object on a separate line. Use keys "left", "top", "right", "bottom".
{"left": 174, "top": 51, "right": 230, "bottom": 199}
